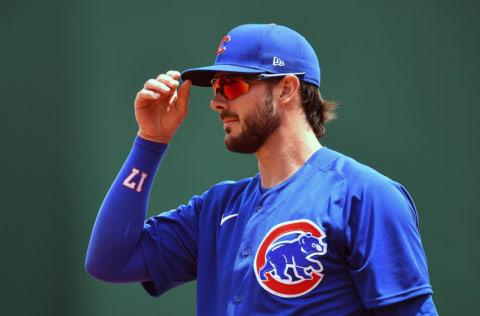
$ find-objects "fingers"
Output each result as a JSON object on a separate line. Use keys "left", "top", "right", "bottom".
{"left": 175, "top": 80, "right": 192, "bottom": 113}
{"left": 135, "top": 88, "right": 161, "bottom": 109}
{"left": 166, "top": 70, "right": 181, "bottom": 80}
{"left": 145, "top": 75, "right": 179, "bottom": 95}
{"left": 155, "top": 73, "right": 179, "bottom": 87}
{"left": 137, "top": 88, "right": 160, "bottom": 100}
{"left": 136, "top": 71, "right": 189, "bottom": 112}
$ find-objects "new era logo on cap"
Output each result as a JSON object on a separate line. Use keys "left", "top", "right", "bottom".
{"left": 273, "top": 57, "right": 285, "bottom": 66}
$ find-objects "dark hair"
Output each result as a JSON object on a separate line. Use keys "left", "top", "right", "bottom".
{"left": 299, "top": 81, "right": 337, "bottom": 138}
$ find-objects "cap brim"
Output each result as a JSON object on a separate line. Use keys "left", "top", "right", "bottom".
{"left": 181, "top": 65, "right": 266, "bottom": 87}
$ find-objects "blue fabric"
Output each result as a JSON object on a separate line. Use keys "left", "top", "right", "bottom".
{"left": 373, "top": 294, "right": 438, "bottom": 315}
{"left": 86, "top": 137, "right": 437, "bottom": 314}
{"left": 138, "top": 144, "right": 436, "bottom": 315}
{"left": 85, "top": 136, "right": 167, "bottom": 282}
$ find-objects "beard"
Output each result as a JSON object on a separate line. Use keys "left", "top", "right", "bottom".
{"left": 224, "top": 88, "right": 280, "bottom": 153}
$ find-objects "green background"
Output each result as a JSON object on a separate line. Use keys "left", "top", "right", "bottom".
{"left": 2, "top": 0, "right": 478, "bottom": 315}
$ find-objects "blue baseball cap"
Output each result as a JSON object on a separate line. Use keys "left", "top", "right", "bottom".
{"left": 181, "top": 24, "right": 321, "bottom": 87}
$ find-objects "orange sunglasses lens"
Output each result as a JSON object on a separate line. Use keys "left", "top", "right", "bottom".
{"left": 212, "top": 77, "right": 250, "bottom": 100}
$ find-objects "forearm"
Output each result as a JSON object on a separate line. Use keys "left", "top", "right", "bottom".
{"left": 85, "top": 136, "right": 167, "bottom": 282}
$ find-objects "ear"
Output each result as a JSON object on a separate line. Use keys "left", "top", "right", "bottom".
{"left": 278, "top": 75, "right": 300, "bottom": 106}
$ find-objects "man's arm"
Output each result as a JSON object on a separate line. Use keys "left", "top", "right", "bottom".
{"left": 345, "top": 174, "right": 436, "bottom": 312}
{"left": 85, "top": 71, "right": 191, "bottom": 282}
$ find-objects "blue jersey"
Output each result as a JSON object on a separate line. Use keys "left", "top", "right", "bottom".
{"left": 139, "top": 144, "right": 433, "bottom": 315}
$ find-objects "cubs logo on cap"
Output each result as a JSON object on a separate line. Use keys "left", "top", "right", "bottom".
{"left": 253, "top": 219, "right": 327, "bottom": 298}
{"left": 216, "top": 35, "right": 230, "bottom": 55}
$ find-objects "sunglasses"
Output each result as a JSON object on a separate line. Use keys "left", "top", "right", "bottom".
{"left": 210, "top": 73, "right": 305, "bottom": 100}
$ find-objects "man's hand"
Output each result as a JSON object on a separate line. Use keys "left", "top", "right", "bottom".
{"left": 135, "top": 71, "right": 192, "bottom": 143}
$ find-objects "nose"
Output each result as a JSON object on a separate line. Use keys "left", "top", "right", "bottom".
{"left": 210, "top": 91, "right": 229, "bottom": 112}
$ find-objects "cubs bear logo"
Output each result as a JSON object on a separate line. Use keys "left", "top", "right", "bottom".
{"left": 254, "top": 219, "right": 327, "bottom": 298}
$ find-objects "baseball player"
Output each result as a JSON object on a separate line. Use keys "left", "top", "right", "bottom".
{"left": 86, "top": 24, "right": 438, "bottom": 315}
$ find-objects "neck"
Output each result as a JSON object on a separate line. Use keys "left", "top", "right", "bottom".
{"left": 255, "top": 127, "right": 321, "bottom": 188}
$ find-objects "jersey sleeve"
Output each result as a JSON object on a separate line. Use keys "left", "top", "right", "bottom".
{"left": 372, "top": 294, "right": 438, "bottom": 315}
{"left": 140, "top": 193, "right": 204, "bottom": 297}
{"left": 345, "top": 175, "right": 434, "bottom": 309}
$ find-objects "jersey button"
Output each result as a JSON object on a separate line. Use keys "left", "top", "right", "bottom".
{"left": 235, "top": 294, "right": 243, "bottom": 303}
{"left": 243, "top": 248, "right": 251, "bottom": 257}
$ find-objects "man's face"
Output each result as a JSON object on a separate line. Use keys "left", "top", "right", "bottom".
{"left": 210, "top": 74, "right": 281, "bottom": 153}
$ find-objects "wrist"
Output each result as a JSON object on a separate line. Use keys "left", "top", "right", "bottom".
{"left": 137, "top": 131, "right": 172, "bottom": 144}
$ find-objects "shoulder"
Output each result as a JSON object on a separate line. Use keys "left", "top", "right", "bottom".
{"left": 311, "top": 147, "right": 406, "bottom": 196}
{"left": 311, "top": 147, "right": 417, "bottom": 222}
{"left": 200, "top": 175, "right": 259, "bottom": 204}
{"left": 207, "top": 176, "right": 257, "bottom": 195}
{"left": 158, "top": 177, "right": 257, "bottom": 217}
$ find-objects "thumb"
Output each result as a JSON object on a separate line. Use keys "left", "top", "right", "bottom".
{"left": 175, "top": 80, "right": 192, "bottom": 114}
